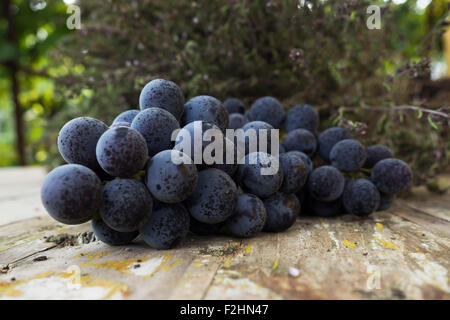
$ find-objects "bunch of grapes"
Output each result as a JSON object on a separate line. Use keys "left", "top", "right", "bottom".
{"left": 41, "top": 79, "right": 412, "bottom": 249}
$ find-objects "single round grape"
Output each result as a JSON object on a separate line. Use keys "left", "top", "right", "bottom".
{"left": 140, "top": 203, "right": 190, "bottom": 249}
{"left": 342, "top": 179, "right": 380, "bottom": 216}
{"left": 96, "top": 126, "right": 148, "bottom": 177}
{"left": 377, "top": 192, "right": 395, "bottom": 211}
{"left": 287, "top": 150, "right": 313, "bottom": 174}
{"left": 279, "top": 152, "right": 308, "bottom": 194}
{"left": 263, "top": 192, "right": 300, "bottom": 232}
{"left": 307, "top": 166, "right": 345, "bottom": 202}
{"left": 112, "top": 109, "right": 139, "bottom": 125}
{"left": 240, "top": 121, "right": 274, "bottom": 155}
{"left": 285, "top": 104, "right": 319, "bottom": 133}
{"left": 318, "top": 127, "right": 352, "bottom": 162}
{"left": 182, "top": 95, "right": 229, "bottom": 132}
{"left": 371, "top": 158, "right": 412, "bottom": 194}
{"left": 145, "top": 150, "right": 198, "bottom": 203}
{"left": 100, "top": 179, "right": 153, "bottom": 232}
{"left": 41, "top": 164, "right": 102, "bottom": 225}
{"left": 131, "top": 107, "right": 180, "bottom": 156}
{"left": 226, "top": 193, "right": 267, "bottom": 238}
{"left": 329, "top": 139, "right": 366, "bottom": 172}
{"left": 185, "top": 169, "right": 238, "bottom": 224}
{"left": 139, "top": 79, "right": 185, "bottom": 120}
{"left": 363, "top": 145, "right": 393, "bottom": 169}
{"left": 92, "top": 217, "right": 139, "bottom": 246}
{"left": 57, "top": 117, "right": 108, "bottom": 171}
{"left": 283, "top": 128, "right": 317, "bottom": 156}
{"left": 190, "top": 216, "right": 224, "bottom": 236}
{"left": 235, "top": 152, "right": 283, "bottom": 198}
{"left": 229, "top": 113, "right": 248, "bottom": 129}
{"left": 247, "top": 96, "right": 285, "bottom": 129}
{"left": 224, "top": 98, "right": 245, "bottom": 114}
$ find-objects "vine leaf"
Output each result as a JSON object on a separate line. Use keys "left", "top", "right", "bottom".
{"left": 427, "top": 115, "right": 438, "bottom": 130}
{"left": 417, "top": 108, "right": 423, "bottom": 119}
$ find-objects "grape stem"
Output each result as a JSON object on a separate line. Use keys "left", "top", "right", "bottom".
{"left": 358, "top": 102, "right": 449, "bottom": 119}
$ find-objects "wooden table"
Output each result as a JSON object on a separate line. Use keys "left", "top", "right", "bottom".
{"left": 0, "top": 170, "right": 449, "bottom": 300}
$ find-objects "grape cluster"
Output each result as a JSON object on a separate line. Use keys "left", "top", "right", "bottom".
{"left": 41, "top": 79, "right": 412, "bottom": 249}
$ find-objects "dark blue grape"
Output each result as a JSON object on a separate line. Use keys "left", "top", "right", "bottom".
{"left": 307, "top": 166, "right": 345, "bottom": 201}
{"left": 190, "top": 216, "right": 224, "bottom": 236}
{"left": 285, "top": 104, "right": 319, "bottom": 133}
{"left": 92, "top": 217, "right": 138, "bottom": 246}
{"left": 224, "top": 98, "right": 245, "bottom": 114}
{"left": 247, "top": 96, "right": 285, "bottom": 129}
{"left": 263, "top": 192, "right": 300, "bottom": 232}
{"left": 287, "top": 150, "right": 313, "bottom": 174}
{"left": 175, "top": 121, "right": 219, "bottom": 164}
{"left": 139, "top": 79, "right": 185, "bottom": 120}
{"left": 240, "top": 121, "right": 274, "bottom": 155}
{"left": 279, "top": 144, "right": 286, "bottom": 154}
{"left": 226, "top": 193, "right": 266, "bottom": 238}
{"left": 279, "top": 152, "right": 308, "bottom": 194}
{"left": 112, "top": 110, "right": 139, "bottom": 125}
{"left": 371, "top": 158, "right": 412, "bottom": 194}
{"left": 140, "top": 203, "right": 190, "bottom": 249}
{"left": 57, "top": 117, "right": 108, "bottom": 171}
{"left": 329, "top": 139, "right": 366, "bottom": 172}
{"left": 131, "top": 107, "right": 180, "bottom": 156}
{"left": 377, "top": 193, "right": 395, "bottom": 211}
{"left": 100, "top": 179, "right": 153, "bottom": 232}
{"left": 318, "top": 127, "right": 352, "bottom": 162}
{"left": 363, "top": 145, "right": 393, "bottom": 169}
{"left": 229, "top": 113, "right": 248, "bottom": 129}
{"left": 145, "top": 150, "right": 198, "bottom": 203}
{"left": 235, "top": 152, "right": 283, "bottom": 198}
{"left": 41, "top": 164, "right": 102, "bottom": 225}
{"left": 96, "top": 126, "right": 148, "bottom": 177}
{"left": 185, "top": 169, "right": 238, "bottom": 224}
{"left": 182, "top": 96, "right": 229, "bottom": 132}
{"left": 283, "top": 128, "right": 317, "bottom": 156}
{"left": 342, "top": 179, "right": 380, "bottom": 216}
{"left": 175, "top": 121, "right": 237, "bottom": 175}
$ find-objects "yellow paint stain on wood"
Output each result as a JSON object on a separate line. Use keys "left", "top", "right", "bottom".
{"left": 161, "top": 258, "right": 182, "bottom": 272}
{"left": 343, "top": 239, "right": 356, "bottom": 249}
{"left": 0, "top": 247, "right": 8, "bottom": 253}
{"left": 193, "top": 262, "right": 202, "bottom": 267}
{"left": 80, "top": 256, "right": 153, "bottom": 273}
{"left": 171, "top": 259, "right": 181, "bottom": 268}
{"left": 85, "top": 250, "right": 114, "bottom": 261}
{"left": 375, "top": 223, "right": 384, "bottom": 232}
{"left": 79, "top": 275, "right": 130, "bottom": 299}
{"left": 272, "top": 258, "right": 279, "bottom": 270}
{"left": 143, "top": 253, "right": 173, "bottom": 278}
{"left": 371, "top": 238, "right": 400, "bottom": 250}
{"left": 223, "top": 256, "right": 232, "bottom": 268}
{"left": 72, "top": 251, "right": 91, "bottom": 259}
{"left": 0, "top": 271, "right": 53, "bottom": 297}
{"left": 55, "top": 225, "right": 68, "bottom": 232}
{"left": 245, "top": 244, "right": 252, "bottom": 254}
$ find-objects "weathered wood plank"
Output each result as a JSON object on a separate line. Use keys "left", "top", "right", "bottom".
{"left": 0, "top": 175, "right": 449, "bottom": 300}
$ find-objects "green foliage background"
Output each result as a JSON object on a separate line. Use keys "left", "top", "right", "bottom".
{"left": 0, "top": 0, "right": 449, "bottom": 188}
